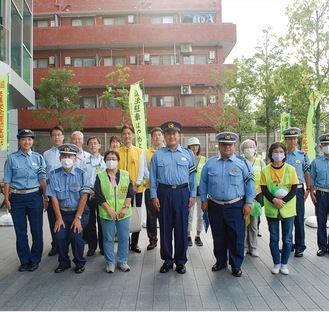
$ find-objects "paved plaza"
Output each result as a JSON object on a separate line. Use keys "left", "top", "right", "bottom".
{"left": 0, "top": 198, "right": 329, "bottom": 311}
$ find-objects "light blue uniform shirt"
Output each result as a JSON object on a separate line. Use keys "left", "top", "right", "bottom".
{"left": 150, "top": 145, "right": 197, "bottom": 198}
{"left": 3, "top": 149, "right": 46, "bottom": 189}
{"left": 286, "top": 148, "right": 310, "bottom": 184}
{"left": 81, "top": 154, "right": 106, "bottom": 187}
{"left": 199, "top": 154, "right": 256, "bottom": 204}
{"left": 46, "top": 166, "right": 90, "bottom": 208}
{"left": 75, "top": 149, "right": 91, "bottom": 169}
{"left": 43, "top": 146, "right": 61, "bottom": 175}
{"left": 310, "top": 156, "right": 329, "bottom": 188}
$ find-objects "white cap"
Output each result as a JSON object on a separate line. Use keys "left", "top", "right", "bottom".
{"left": 188, "top": 137, "right": 200, "bottom": 146}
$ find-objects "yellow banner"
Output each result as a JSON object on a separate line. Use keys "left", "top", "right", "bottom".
{"left": 304, "top": 91, "right": 321, "bottom": 161}
{"left": 0, "top": 75, "right": 8, "bottom": 151}
{"left": 129, "top": 83, "right": 147, "bottom": 150}
{"left": 280, "top": 113, "right": 290, "bottom": 142}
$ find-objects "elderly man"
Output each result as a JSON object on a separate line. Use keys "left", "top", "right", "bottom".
{"left": 71, "top": 131, "right": 91, "bottom": 168}
{"left": 199, "top": 132, "right": 255, "bottom": 277}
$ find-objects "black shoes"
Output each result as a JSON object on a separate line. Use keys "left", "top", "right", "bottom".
{"left": 187, "top": 236, "right": 193, "bottom": 246}
{"left": 131, "top": 245, "right": 142, "bottom": 253}
{"left": 18, "top": 264, "right": 29, "bottom": 272}
{"left": 317, "top": 249, "right": 326, "bottom": 256}
{"left": 100, "top": 250, "right": 104, "bottom": 255}
{"left": 28, "top": 262, "right": 39, "bottom": 271}
{"left": 211, "top": 262, "right": 228, "bottom": 272}
{"left": 194, "top": 236, "right": 203, "bottom": 246}
{"left": 232, "top": 267, "right": 242, "bottom": 277}
{"left": 48, "top": 247, "right": 58, "bottom": 257}
{"left": 294, "top": 251, "right": 304, "bottom": 257}
{"left": 176, "top": 264, "right": 186, "bottom": 274}
{"left": 160, "top": 263, "right": 173, "bottom": 273}
{"left": 147, "top": 242, "right": 157, "bottom": 250}
{"left": 54, "top": 265, "right": 71, "bottom": 273}
{"left": 75, "top": 266, "right": 85, "bottom": 274}
{"left": 87, "top": 249, "right": 95, "bottom": 256}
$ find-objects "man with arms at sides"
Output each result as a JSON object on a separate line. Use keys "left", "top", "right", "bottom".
{"left": 150, "top": 121, "right": 196, "bottom": 274}
{"left": 71, "top": 131, "right": 91, "bottom": 168}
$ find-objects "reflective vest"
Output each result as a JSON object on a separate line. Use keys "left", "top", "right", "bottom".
{"left": 253, "top": 155, "right": 262, "bottom": 189}
{"left": 196, "top": 155, "right": 207, "bottom": 186}
{"left": 262, "top": 164, "right": 296, "bottom": 218}
{"left": 98, "top": 169, "right": 132, "bottom": 221}
{"left": 144, "top": 146, "right": 157, "bottom": 190}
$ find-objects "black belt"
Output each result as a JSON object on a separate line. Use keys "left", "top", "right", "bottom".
{"left": 158, "top": 183, "right": 188, "bottom": 189}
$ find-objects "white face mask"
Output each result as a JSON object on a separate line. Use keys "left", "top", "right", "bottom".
{"left": 272, "top": 152, "right": 285, "bottom": 162}
{"left": 106, "top": 160, "right": 118, "bottom": 169}
{"left": 61, "top": 158, "right": 74, "bottom": 169}
{"left": 244, "top": 148, "right": 255, "bottom": 158}
{"left": 322, "top": 145, "right": 329, "bottom": 154}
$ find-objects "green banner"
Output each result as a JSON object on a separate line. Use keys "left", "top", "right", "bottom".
{"left": 280, "top": 113, "right": 291, "bottom": 142}
{"left": 0, "top": 75, "right": 8, "bottom": 151}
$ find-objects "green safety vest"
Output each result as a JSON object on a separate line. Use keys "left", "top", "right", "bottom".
{"left": 253, "top": 155, "right": 262, "bottom": 189}
{"left": 98, "top": 169, "right": 132, "bottom": 221}
{"left": 196, "top": 155, "right": 207, "bottom": 186}
{"left": 262, "top": 164, "right": 296, "bottom": 218}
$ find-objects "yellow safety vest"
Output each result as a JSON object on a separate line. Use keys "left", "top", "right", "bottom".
{"left": 196, "top": 155, "right": 207, "bottom": 186}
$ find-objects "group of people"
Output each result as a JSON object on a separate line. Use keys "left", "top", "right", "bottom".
{"left": 2, "top": 122, "right": 329, "bottom": 278}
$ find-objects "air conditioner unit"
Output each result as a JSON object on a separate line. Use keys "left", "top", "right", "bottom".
{"left": 48, "top": 56, "right": 55, "bottom": 65}
{"left": 208, "top": 51, "right": 215, "bottom": 60}
{"left": 64, "top": 56, "right": 71, "bottom": 66}
{"left": 181, "top": 85, "right": 192, "bottom": 95}
{"left": 144, "top": 94, "right": 149, "bottom": 103}
{"left": 209, "top": 95, "right": 217, "bottom": 104}
{"left": 130, "top": 55, "right": 136, "bottom": 65}
{"left": 144, "top": 53, "right": 150, "bottom": 62}
{"left": 128, "top": 15, "right": 134, "bottom": 24}
{"left": 181, "top": 43, "right": 192, "bottom": 54}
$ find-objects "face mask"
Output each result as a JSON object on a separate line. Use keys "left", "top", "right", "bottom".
{"left": 244, "top": 148, "right": 255, "bottom": 158}
{"left": 322, "top": 145, "right": 329, "bottom": 154}
{"left": 272, "top": 152, "right": 285, "bottom": 162}
{"left": 106, "top": 160, "right": 118, "bottom": 169}
{"left": 61, "top": 158, "right": 74, "bottom": 169}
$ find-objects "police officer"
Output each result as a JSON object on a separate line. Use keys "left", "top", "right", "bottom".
{"left": 310, "top": 134, "right": 329, "bottom": 256}
{"left": 283, "top": 127, "right": 310, "bottom": 257}
{"left": 46, "top": 143, "right": 90, "bottom": 273}
{"left": 199, "top": 132, "right": 256, "bottom": 277}
{"left": 3, "top": 129, "right": 47, "bottom": 272}
{"left": 150, "top": 121, "right": 196, "bottom": 274}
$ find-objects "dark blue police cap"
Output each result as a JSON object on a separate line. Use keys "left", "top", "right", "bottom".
{"left": 160, "top": 121, "right": 182, "bottom": 133}
{"left": 58, "top": 143, "right": 79, "bottom": 155}
{"left": 215, "top": 132, "right": 238, "bottom": 144}
{"left": 318, "top": 134, "right": 329, "bottom": 144}
{"left": 17, "top": 129, "right": 35, "bottom": 139}
{"left": 282, "top": 127, "right": 300, "bottom": 138}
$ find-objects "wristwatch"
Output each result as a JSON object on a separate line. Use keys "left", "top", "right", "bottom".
{"left": 122, "top": 205, "right": 129, "bottom": 209}
{"left": 75, "top": 215, "right": 82, "bottom": 220}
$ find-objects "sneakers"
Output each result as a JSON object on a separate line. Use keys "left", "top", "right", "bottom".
{"left": 194, "top": 236, "right": 203, "bottom": 246}
{"left": 188, "top": 236, "right": 193, "bottom": 246}
{"left": 280, "top": 264, "right": 289, "bottom": 275}
{"left": 250, "top": 250, "right": 259, "bottom": 258}
{"left": 106, "top": 264, "right": 115, "bottom": 273}
{"left": 271, "top": 264, "right": 280, "bottom": 275}
{"left": 117, "top": 263, "right": 130, "bottom": 272}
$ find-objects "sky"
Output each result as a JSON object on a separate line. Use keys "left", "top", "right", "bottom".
{"left": 222, "top": 0, "right": 293, "bottom": 63}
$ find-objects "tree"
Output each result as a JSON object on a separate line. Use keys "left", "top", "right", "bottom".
{"left": 100, "top": 63, "right": 131, "bottom": 126}
{"left": 34, "top": 68, "right": 83, "bottom": 131}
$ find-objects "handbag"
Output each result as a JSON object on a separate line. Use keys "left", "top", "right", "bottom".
{"left": 129, "top": 195, "right": 143, "bottom": 233}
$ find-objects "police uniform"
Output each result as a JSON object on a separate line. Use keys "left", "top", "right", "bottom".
{"left": 283, "top": 127, "right": 310, "bottom": 256}
{"left": 310, "top": 134, "right": 329, "bottom": 256}
{"left": 150, "top": 121, "right": 197, "bottom": 273}
{"left": 46, "top": 144, "right": 90, "bottom": 273}
{"left": 3, "top": 129, "right": 46, "bottom": 271}
{"left": 199, "top": 132, "right": 256, "bottom": 277}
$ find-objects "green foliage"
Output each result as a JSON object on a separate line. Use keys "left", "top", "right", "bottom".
{"left": 34, "top": 68, "right": 83, "bottom": 131}
{"left": 100, "top": 64, "right": 131, "bottom": 126}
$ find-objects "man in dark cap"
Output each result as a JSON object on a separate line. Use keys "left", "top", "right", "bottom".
{"left": 283, "top": 127, "right": 310, "bottom": 257}
{"left": 46, "top": 143, "right": 90, "bottom": 274}
{"left": 199, "top": 132, "right": 256, "bottom": 277}
{"left": 150, "top": 121, "right": 197, "bottom": 274}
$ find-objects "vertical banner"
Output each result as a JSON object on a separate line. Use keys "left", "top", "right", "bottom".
{"left": 0, "top": 75, "right": 9, "bottom": 151}
{"left": 280, "top": 113, "right": 291, "bottom": 142}
{"left": 303, "top": 91, "right": 321, "bottom": 161}
{"left": 129, "top": 83, "right": 147, "bottom": 150}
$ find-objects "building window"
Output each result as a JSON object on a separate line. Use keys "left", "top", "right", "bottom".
{"left": 34, "top": 20, "right": 48, "bottom": 27}
{"left": 80, "top": 97, "right": 96, "bottom": 108}
{"left": 150, "top": 55, "right": 176, "bottom": 65}
{"left": 184, "top": 95, "right": 207, "bottom": 107}
{"left": 104, "top": 98, "right": 117, "bottom": 108}
{"left": 33, "top": 59, "right": 48, "bottom": 68}
{"left": 72, "top": 17, "right": 94, "bottom": 26}
{"left": 183, "top": 55, "right": 207, "bottom": 65}
{"left": 151, "top": 96, "right": 175, "bottom": 107}
{"left": 103, "top": 17, "right": 125, "bottom": 25}
{"left": 104, "top": 56, "right": 126, "bottom": 66}
{"left": 151, "top": 16, "right": 174, "bottom": 24}
{"left": 72, "top": 58, "right": 95, "bottom": 67}
{"left": 182, "top": 13, "right": 215, "bottom": 23}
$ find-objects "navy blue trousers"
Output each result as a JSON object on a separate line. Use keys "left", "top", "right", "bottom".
{"left": 157, "top": 187, "right": 189, "bottom": 265}
{"left": 55, "top": 208, "right": 89, "bottom": 268}
{"left": 208, "top": 199, "right": 245, "bottom": 269}
{"left": 293, "top": 188, "right": 306, "bottom": 252}
{"left": 10, "top": 191, "right": 43, "bottom": 265}
{"left": 315, "top": 191, "right": 329, "bottom": 252}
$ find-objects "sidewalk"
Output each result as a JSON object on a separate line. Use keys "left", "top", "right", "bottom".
{"left": 0, "top": 199, "right": 328, "bottom": 311}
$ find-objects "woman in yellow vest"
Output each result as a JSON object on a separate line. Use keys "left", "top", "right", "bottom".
{"left": 260, "top": 142, "right": 299, "bottom": 275}
{"left": 94, "top": 149, "right": 134, "bottom": 273}
{"left": 241, "top": 139, "right": 265, "bottom": 258}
